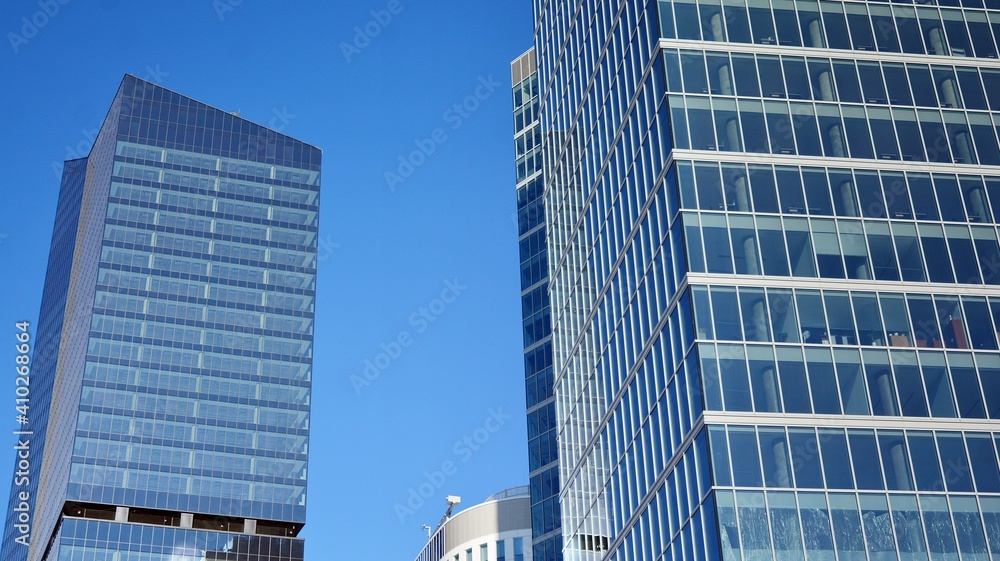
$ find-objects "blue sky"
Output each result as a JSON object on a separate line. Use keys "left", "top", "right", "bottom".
{"left": 0, "top": 1, "right": 533, "bottom": 558}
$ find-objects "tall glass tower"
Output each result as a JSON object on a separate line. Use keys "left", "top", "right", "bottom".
{"left": 513, "top": 50, "right": 564, "bottom": 561}
{"left": 524, "top": 0, "right": 1000, "bottom": 559}
{"left": 2, "top": 75, "right": 320, "bottom": 561}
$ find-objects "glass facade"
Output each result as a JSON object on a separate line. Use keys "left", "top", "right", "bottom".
{"left": 525, "top": 0, "right": 1000, "bottom": 559}
{"left": 514, "top": 50, "right": 564, "bottom": 561}
{"left": 2, "top": 75, "right": 320, "bottom": 561}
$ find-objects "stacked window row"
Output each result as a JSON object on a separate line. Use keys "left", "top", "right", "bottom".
{"left": 675, "top": 161, "right": 1000, "bottom": 224}
{"left": 528, "top": 403, "right": 558, "bottom": 471}
{"left": 113, "top": 161, "right": 318, "bottom": 209}
{"left": 715, "top": 488, "right": 1000, "bottom": 561}
{"left": 663, "top": 49, "right": 1000, "bottom": 111}
{"left": 67, "top": 464, "right": 304, "bottom": 516}
{"left": 452, "top": 538, "right": 525, "bottom": 561}
{"left": 90, "top": 311, "right": 311, "bottom": 356}
{"left": 513, "top": 72, "right": 539, "bottom": 133}
{"left": 708, "top": 424, "right": 1000, "bottom": 493}
{"left": 668, "top": 92, "right": 1000, "bottom": 163}
{"left": 100, "top": 254, "right": 313, "bottom": 299}
{"left": 84, "top": 363, "right": 309, "bottom": 405}
{"left": 57, "top": 518, "right": 304, "bottom": 561}
{"left": 524, "top": 342, "right": 555, "bottom": 409}
{"left": 117, "top": 141, "right": 320, "bottom": 185}
{"left": 105, "top": 216, "right": 317, "bottom": 264}
{"left": 72, "top": 437, "right": 304, "bottom": 480}
{"left": 659, "top": 0, "right": 1000, "bottom": 58}
{"left": 530, "top": 469, "right": 561, "bottom": 536}
{"left": 698, "top": 339, "right": 1000, "bottom": 419}
{"left": 692, "top": 285, "right": 1000, "bottom": 350}
{"left": 78, "top": 383, "right": 308, "bottom": 426}
{"left": 76, "top": 410, "right": 308, "bottom": 455}
{"left": 109, "top": 175, "right": 319, "bottom": 229}
{"left": 682, "top": 210, "right": 1000, "bottom": 283}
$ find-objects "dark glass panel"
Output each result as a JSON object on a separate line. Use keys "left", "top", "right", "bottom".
{"left": 878, "top": 431, "right": 915, "bottom": 490}
{"left": 748, "top": 0, "right": 777, "bottom": 44}
{"left": 821, "top": 1, "right": 852, "bottom": 49}
{"left": 749, "top": 165, "right": 778, "bottom": 213}
{"left": 883, "top": 63, "right": 912, "bottom": 105}
{"left": 777, "top": 347, "right": 811, "bottom": 413}
{"left": 835, "top": 348, "right": 871, "bottom": 415}
{"left": 806, "top": 347, "right": 841, "bottom": 414}
{"left": 906, "top": 431, "right": 944, "bottom": 491}
{"left": 818, "top": 428, "right": 854, "bottom": 489}
{"left": 920, "top": 351, "right": 958, "bottom": 418}
{"left": 848, "top": 429, "right": 885, "bottom": 490}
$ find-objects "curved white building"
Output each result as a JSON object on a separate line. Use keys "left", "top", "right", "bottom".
{"left": 413, "top": 487, "right": 532, "bottom": 561}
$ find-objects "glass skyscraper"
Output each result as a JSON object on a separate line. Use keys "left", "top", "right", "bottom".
{"left": 2, "top": 75, "right": 320, "bottom": 561}
{"left": 520, "top": 0, "right": 1000, "bottom": 559}
{"left": 513, "top": 50, "right": 564, "bottom": 561}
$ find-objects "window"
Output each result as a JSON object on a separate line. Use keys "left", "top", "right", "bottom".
{"left": 867, "top": 222, "right": 899, "bottom": 281}
{"left": 769, "top": 289, "right": 798, "bottom": 343}
{"left": 788, "top": 428, "right": 823, "bottom": 489}
{"left": 819, "top": 428, "right": 854, "bottom": 489}
{"left": 966, "top": 433, "right": 1000, "bottom": 492}
{"left": 835, "top": 348, "right": 870, "bottom": 415}
{"left": 748, "top": 0, "right": 776, "bottom": 44}
{"left": 975, "top": 355, "right": 1000, "bottom": 418}
{"left": 891, "top": 223, "right": 925, "bottom": 282}
{"left": 748, "top": 346, "right": 780, "bottom": 412}
{"left": 821, "top": 1, "right": 851, "bottom": 49}
{"left": 949, "top": 352, "right": 986, "bottom": 418}
{"left": 778, "top": 347, "right": 810, "bottom": 414}
{"left": 720, "top": 344, "right": 752, "bottom": 411}
{"left": 882, "top": 63, "right": 911, "bottom": 105}
{"left": 845, "top": 2, "right": 875, "bottom": 50}
{"left": 908, "top": 64, "right": 938, "bottom": 107}
{"left": 729, "top": 426, "right": 764, "bottom": 486}
{"left": 966, "top": 11, "right": 997, "bottom": 58}
{"left": 829, "top": 494, "right": 866, "bottom": 560}
{"left": 783, "top": 57, "right": 809, "bottom": 99}
{"left": 759, "top": 427, "right": 791, "bottom": 486}
{"left": 785, "top": 218, "right": 816, "bottom": 277}
{"left": 920, "top": 351, "right": 958, "bottom": 418}
{"left": 849, "top": 429, "right": 885, "bottom": 489}
{"left": 865, "top": 349, "right": 899, "bottom": 416}
{"left": 481, "top": 544, "right": 489, "bottom": 561}
{"left": 892, "top": 351, "right": 929, "bottom": 417}
{"left": 895, "top": 7, "right": 925, "bottom": 54}
{"left": 724, "top": 0, "right": 752, "bottom": 42}
{"left": 773, "top": 0, "right": 800, "bottom": 45}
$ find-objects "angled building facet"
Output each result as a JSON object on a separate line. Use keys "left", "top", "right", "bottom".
{"left": 2, "top": 75, "right": 321, "bottom": 561}
{"left": 520, "top": 0, "right": 1000, "bottom": 559}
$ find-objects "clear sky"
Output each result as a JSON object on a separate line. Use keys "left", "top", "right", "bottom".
{"left": 0, "top": 1, "right": 533, "bottom": 558}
